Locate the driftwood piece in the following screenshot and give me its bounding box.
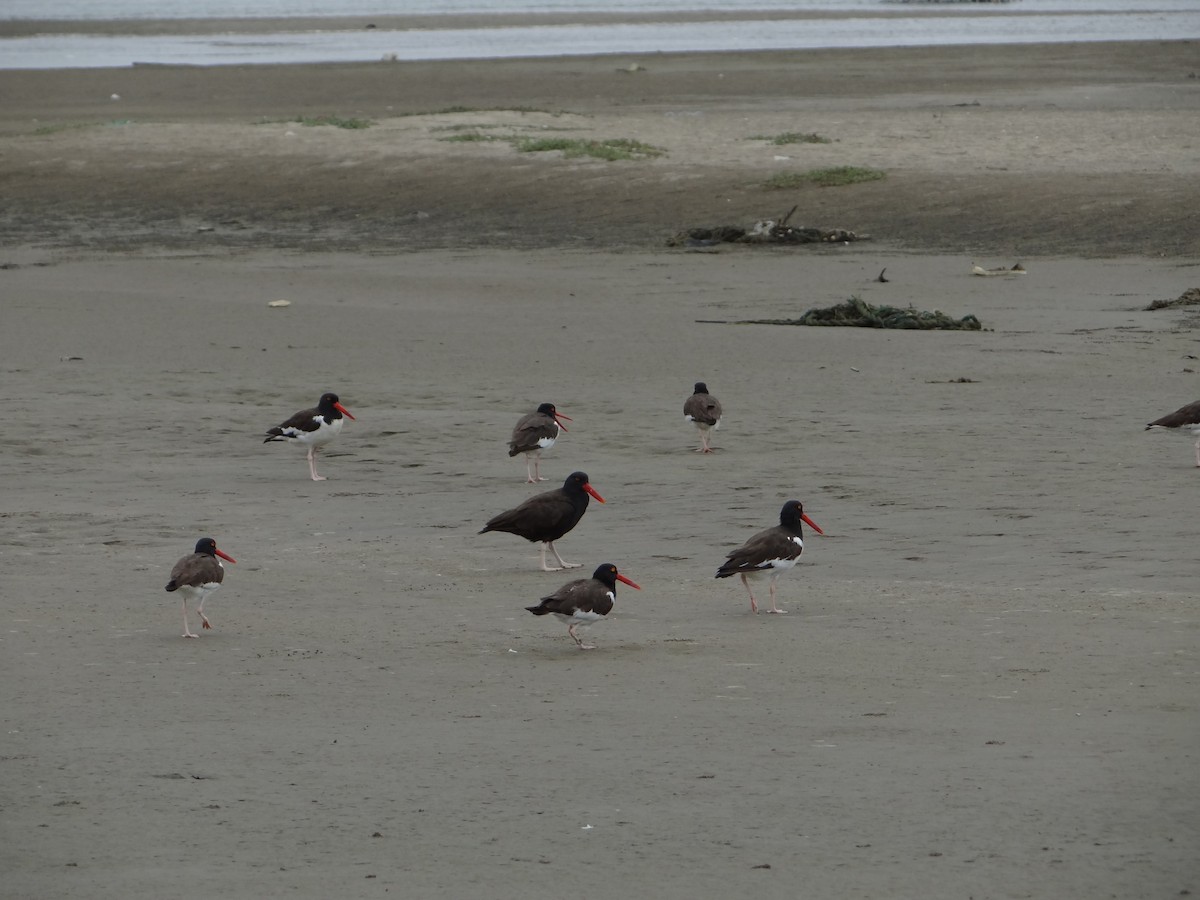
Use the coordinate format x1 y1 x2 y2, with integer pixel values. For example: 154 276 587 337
738 296 982 330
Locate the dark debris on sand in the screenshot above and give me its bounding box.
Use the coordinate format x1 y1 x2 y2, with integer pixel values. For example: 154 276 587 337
668 205 866 248
1144 287 1200 311
739 296 983 330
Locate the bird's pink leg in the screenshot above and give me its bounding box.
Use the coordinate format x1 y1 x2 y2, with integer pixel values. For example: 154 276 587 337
766 578 787 615
197 596 212 630
182 599 198 638
526 452 546 483
547 541 581 571
308 446 326 481
568 624 596 650
539 544 561 573
740 573 758 614
1193 438 1200 467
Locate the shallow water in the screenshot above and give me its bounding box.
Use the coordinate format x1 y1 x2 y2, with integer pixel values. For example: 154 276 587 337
5 0 1200 20
2 1 1198 69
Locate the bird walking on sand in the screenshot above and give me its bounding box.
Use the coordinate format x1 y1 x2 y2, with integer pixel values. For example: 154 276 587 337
684 382 722 453
164 537 236 638
716 500 823 614
509 402 571 482
525 562 641 650
1146 399 1200 467
264 392 355 481
480 471 605 571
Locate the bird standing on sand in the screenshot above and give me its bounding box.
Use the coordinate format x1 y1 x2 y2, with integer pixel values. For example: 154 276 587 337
164 537 236 638
264 392 355 481
684 382 722 453
509 402 571 483
716 500 823 614
479 471 605 572
525 562 641 650
1146 399 1200 467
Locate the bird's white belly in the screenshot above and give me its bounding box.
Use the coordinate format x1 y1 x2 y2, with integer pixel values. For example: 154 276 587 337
1150 423 1200 438
178 582 221 601
747 537 804 575
287 416 343 446
747 556 799 576
554 610 605 626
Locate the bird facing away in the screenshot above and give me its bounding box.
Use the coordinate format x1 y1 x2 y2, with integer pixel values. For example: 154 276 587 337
684 382 722 453
509 402 571 483
164 537 236 638
715 500 823 614
1146 400 1200 467
479 471 605 572
264 392 355 481
525 563 641 650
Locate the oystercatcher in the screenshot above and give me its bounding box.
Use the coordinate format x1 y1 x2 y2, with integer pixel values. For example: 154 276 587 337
715 500 823 614
525 562 641 650
684 382 722 453
479 471 604 571
509 402 571 483
263 392 355 481
1146 400 1200 467
164 537 236 638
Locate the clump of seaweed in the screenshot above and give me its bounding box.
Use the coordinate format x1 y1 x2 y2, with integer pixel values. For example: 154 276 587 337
741 296 982 330
1144 287 1200 311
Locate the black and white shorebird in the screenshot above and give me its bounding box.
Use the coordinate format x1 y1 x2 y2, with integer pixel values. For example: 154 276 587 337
1146 399 1200 467
164 537 236 638
509 402 571 483
715 500 823 614
684 382 722 453
263 392 355 481
480 471 605 571
525 563 641 650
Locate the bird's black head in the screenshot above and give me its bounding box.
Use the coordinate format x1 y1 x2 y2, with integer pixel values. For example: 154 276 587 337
693 382 709 394
315 392 354 422
780 500 824 535
536 402 557 415
780 500 805 526
194 537 219 556
563 471 605 503
592 563 620 586
591 562 640 590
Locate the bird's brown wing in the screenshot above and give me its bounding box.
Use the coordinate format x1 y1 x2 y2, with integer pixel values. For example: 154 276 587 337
1147 400 1200 429
716 526 798 576
508 413 556 456
537 579 613 617
268 405 322 437
684 394 721 426
168 553 224 588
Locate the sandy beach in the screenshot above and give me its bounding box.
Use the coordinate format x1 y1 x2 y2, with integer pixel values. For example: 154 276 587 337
2 36 1198 899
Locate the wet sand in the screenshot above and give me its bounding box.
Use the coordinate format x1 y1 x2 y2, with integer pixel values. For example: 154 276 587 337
2 37 1198 900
